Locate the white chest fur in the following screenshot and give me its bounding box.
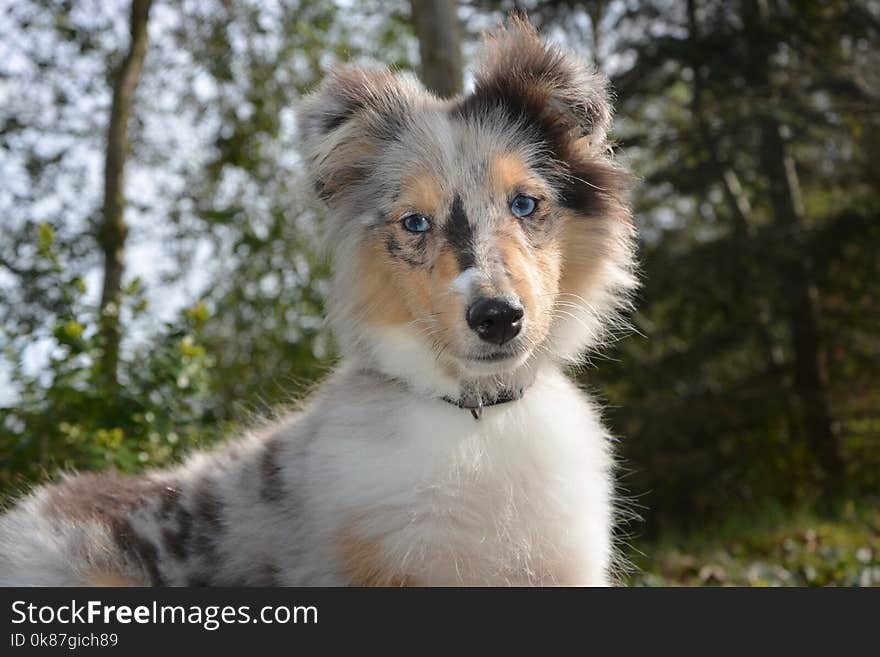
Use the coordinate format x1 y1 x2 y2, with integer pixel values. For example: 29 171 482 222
304 367 615 586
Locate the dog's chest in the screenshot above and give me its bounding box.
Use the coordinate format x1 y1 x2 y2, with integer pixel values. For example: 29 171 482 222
316 377 613 585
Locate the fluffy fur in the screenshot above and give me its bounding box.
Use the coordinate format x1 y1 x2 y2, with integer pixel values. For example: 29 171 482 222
0 16 636 586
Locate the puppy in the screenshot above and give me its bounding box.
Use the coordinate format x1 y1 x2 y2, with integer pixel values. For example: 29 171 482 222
0 16 636 586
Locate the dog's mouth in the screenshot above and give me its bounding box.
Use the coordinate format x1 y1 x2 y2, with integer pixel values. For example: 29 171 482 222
453 344 532 374
466 351 518 362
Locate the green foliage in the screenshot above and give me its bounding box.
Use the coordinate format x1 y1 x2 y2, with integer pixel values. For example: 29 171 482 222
0 226 222 498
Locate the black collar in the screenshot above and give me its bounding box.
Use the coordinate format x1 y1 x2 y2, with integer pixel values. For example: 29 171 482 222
361 367 526 421
441 388 525 420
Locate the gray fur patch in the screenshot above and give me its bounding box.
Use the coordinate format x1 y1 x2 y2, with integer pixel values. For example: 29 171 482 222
259 438 286 504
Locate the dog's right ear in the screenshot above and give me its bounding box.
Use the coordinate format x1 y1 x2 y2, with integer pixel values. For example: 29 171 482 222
298 64 424 205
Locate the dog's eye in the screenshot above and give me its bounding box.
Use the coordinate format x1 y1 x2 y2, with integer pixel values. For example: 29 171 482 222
510 195 537 218
402 213 432 233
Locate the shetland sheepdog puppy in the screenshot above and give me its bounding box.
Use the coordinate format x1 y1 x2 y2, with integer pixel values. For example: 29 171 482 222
0 16 636 586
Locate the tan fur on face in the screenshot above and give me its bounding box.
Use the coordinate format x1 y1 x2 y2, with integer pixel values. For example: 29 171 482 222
396 170 443 217
355 239 424 326
431 247 467 333
490 153 533 197
496 231 561 336
558 215 607 298
355 235 465 338
354 170 453 333
557 201 633 307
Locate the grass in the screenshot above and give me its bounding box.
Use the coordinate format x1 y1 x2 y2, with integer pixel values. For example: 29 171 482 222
626 500 880 586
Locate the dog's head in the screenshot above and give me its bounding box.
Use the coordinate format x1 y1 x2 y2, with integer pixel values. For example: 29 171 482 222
299 16 636 397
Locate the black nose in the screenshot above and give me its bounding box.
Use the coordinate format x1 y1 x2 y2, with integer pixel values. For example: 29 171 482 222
466 297 524 345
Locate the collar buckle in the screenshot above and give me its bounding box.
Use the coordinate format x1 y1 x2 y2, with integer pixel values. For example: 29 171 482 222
470 397 484 421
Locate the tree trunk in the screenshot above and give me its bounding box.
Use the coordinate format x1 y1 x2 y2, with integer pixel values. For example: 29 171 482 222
758 118 844 487
586 1 607 70
740 0 844 488
98 0 152 393
409 0 463 97
686 0 798 442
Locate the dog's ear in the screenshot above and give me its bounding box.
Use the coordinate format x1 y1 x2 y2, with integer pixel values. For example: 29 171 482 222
456 14 627 218
298 64 424 205
461 14 612 153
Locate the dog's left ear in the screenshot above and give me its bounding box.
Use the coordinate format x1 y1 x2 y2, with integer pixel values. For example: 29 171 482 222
459 14 612 154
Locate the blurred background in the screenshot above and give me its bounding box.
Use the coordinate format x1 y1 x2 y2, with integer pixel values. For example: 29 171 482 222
1 0 878 586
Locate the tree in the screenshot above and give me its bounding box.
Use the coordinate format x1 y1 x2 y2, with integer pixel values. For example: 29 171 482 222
740 0 844 487
410 0 463 96
97 0 153 394
589 0 880 530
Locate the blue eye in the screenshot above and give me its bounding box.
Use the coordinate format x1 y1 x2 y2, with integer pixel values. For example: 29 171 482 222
510 194 537 218
402 213 431 233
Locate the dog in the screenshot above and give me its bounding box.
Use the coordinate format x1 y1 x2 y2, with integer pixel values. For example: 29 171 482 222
0 16 636 586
